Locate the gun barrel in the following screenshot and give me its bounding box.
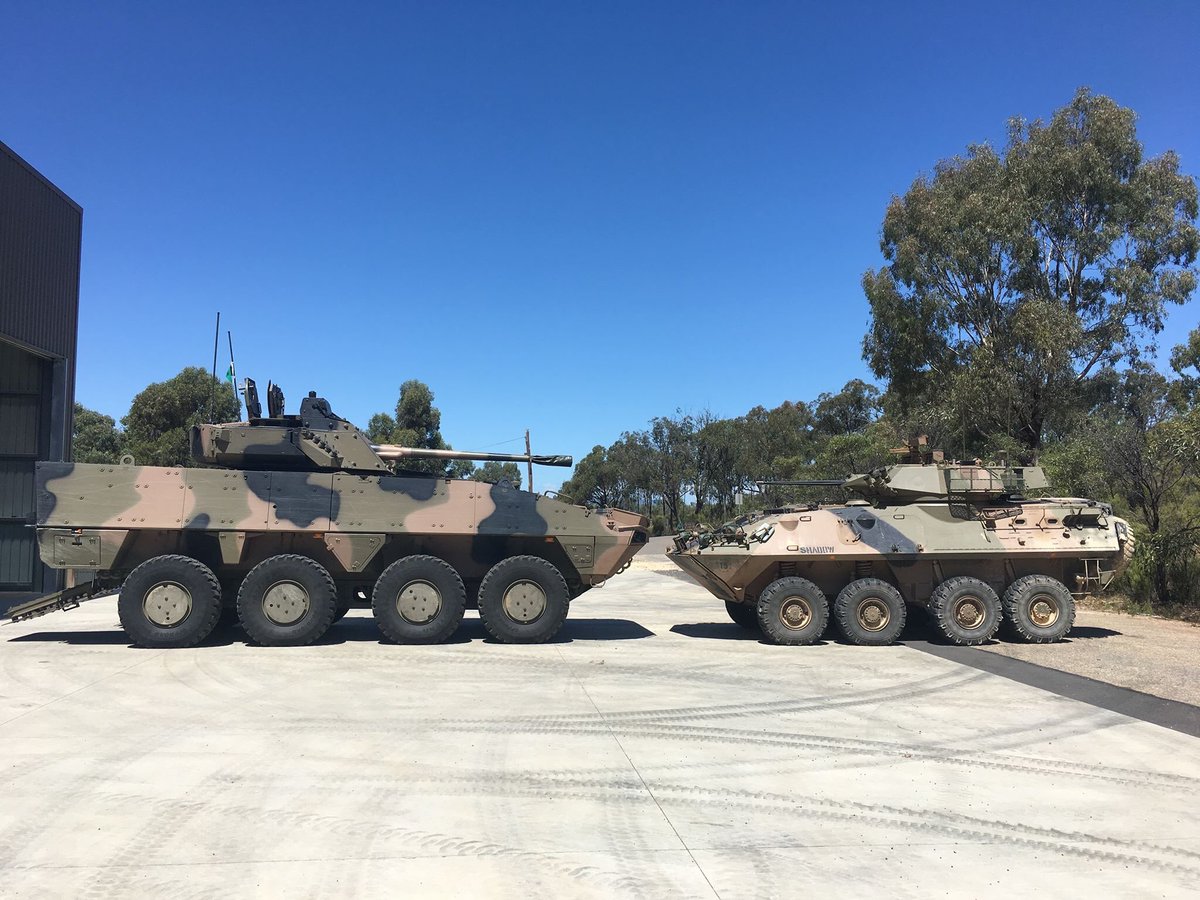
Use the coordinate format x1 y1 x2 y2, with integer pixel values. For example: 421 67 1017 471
372 446 573 467
756 479 846 488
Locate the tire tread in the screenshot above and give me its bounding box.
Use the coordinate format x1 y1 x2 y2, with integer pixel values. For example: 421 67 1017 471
1001 574 1075 643
477 555 569 644
237 554 337 647
119 554 222 649
929 576 1001 646
833 577 906 646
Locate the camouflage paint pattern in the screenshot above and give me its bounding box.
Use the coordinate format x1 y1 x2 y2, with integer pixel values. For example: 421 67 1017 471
35 393 649 601
669 461 1133 610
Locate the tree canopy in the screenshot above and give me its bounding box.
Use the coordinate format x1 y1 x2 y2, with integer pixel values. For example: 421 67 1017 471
471 461 522 488
862 88 1198 453
122 366 240 467
366 380 473 477
72 403 122 463
559 379 888 532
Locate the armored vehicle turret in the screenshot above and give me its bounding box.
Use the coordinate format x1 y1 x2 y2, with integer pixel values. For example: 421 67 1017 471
669 442 1133 647
15 381 649 649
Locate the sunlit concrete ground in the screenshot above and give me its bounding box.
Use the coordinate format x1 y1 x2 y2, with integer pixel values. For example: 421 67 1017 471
2 568 1198 898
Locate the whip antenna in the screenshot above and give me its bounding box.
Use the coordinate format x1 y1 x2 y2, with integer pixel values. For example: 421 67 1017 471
227 330 240 420
208 311 220 423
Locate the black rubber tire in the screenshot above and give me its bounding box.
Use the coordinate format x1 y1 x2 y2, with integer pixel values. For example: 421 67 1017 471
118 555 222 649
477 555 570 644
834 578 907 646
929 576 1001 645
756 576 828 645
372 555 467 644
1002 575 1075 643
236 554 338 647
725 600 760 630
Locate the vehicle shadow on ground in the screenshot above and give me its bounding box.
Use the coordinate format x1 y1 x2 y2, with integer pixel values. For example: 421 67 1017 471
449 617 655 644
1059 625 1121 640
669 623 835 646
8 617 654 648
9 626 242 648
319 615 654 645
668 613 1121 647
9 629 135 646
670 622 771 642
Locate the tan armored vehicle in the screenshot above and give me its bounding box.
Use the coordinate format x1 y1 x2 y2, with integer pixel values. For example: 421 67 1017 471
12 382 649 648
669 442 1133 646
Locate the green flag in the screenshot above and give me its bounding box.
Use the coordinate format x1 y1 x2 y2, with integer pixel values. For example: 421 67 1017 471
225 365 234 382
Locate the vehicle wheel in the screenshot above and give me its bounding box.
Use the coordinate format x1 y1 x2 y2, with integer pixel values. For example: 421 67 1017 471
477 556 569 644
372 555 466 644
929 576 1000 645
118 555 222 649
834 578 906 646
1002 575 1075 643
725 600 760 630
756 577 828 645
237 555 337 646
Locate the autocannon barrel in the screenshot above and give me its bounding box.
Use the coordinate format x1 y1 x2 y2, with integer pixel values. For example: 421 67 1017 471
371 446 573 467
756 479 847 488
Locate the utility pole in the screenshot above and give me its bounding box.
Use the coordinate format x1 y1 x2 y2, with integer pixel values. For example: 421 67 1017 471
525 430 533 493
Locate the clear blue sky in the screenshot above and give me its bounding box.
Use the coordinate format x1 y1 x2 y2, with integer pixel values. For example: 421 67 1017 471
4 1 1198 488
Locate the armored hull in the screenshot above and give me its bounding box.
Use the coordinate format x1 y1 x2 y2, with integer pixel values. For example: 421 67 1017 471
669 460 1132 646
18 386 648 648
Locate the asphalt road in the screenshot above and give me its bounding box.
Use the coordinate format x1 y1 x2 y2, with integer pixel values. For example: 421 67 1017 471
2 569 1198 898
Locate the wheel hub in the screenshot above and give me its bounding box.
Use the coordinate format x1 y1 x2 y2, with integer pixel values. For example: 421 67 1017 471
953 597 985 629
263 580 310 625
143 582 191 627
502 580 547 624
857 598 889 633
1029 596 1059 627
780 597 812 630
397 579 442 624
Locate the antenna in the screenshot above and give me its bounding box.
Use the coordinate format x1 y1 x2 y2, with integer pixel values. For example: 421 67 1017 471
525 429 533 493
208 311 220 423
227 330 241 420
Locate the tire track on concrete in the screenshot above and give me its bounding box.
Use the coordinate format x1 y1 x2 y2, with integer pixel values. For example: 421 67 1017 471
488 670 985 727
0 655 201 866
251 670 983 739
47 790 672 897
307 770 1200 879
163 763 1199 878
431 719 1200 792
237 697 1194 793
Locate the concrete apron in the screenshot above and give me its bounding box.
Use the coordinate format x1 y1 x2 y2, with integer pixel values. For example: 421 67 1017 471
1 568 1197 898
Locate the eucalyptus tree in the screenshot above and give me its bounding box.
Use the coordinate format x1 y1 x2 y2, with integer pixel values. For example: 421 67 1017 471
863 88 1198 451
122 367 239 467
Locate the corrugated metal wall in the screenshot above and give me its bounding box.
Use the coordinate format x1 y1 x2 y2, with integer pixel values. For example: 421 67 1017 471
0 140 81 598
0 343 49 590
0 142 82 359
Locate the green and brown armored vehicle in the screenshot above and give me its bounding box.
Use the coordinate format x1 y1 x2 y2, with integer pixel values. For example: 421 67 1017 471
13 382 649 648
669 443 1133 647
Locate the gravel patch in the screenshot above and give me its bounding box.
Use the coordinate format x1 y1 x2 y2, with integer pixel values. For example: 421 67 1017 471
980 608 1200 707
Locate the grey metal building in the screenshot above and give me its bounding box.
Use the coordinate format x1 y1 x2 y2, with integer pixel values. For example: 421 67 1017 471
0 140 81 608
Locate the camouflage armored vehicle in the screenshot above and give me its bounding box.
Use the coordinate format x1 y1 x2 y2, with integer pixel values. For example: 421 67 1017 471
668 442 1133 647
12 381 649 648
